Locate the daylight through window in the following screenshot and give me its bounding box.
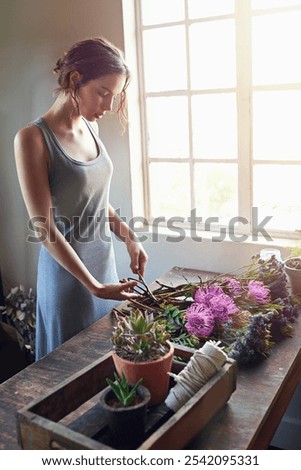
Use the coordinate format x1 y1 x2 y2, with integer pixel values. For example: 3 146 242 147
136 0 301 238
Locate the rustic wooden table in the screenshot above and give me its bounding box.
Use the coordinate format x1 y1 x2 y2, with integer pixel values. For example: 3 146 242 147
1 267 301 450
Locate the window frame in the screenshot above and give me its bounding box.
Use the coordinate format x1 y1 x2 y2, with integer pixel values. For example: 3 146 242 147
129 0 301 240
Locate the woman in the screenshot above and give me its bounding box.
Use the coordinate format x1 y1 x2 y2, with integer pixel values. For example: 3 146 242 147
14 37 148 360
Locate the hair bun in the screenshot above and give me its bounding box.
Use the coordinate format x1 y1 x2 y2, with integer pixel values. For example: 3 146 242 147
53 57 64 74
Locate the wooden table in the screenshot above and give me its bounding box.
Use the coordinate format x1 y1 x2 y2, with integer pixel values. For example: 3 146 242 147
1 267 301 450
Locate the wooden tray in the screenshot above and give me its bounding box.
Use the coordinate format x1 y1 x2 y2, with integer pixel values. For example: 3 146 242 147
16 345 237 450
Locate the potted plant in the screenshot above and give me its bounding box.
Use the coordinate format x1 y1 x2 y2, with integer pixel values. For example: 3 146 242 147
111 309 174 406
99 372 150 449
284 256 301 296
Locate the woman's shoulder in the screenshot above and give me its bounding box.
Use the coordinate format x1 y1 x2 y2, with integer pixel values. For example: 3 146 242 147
15 122 44 147
14 121 49 166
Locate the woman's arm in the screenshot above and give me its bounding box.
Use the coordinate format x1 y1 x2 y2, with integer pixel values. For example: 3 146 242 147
14 126 138 301
108 205 148 276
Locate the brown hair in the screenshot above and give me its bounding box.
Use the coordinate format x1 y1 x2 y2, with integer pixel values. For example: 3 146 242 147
53 37 131 128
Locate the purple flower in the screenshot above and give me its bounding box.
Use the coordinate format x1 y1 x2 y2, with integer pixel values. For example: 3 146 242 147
193 285 238 322
185 303 215 336
209 294 239 321
226 278 242 296
248 280 270 304
194 285 224 306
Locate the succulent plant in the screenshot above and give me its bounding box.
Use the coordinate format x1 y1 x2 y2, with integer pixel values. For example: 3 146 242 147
112 309 170 362
106 372 143 407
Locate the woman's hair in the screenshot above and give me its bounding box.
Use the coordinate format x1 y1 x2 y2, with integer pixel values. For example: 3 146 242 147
53 37 131 127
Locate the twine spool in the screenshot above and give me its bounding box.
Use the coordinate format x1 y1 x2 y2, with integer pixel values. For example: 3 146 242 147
165 341 227 412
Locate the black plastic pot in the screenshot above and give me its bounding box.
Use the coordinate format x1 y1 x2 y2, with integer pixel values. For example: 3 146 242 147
99 384 151 449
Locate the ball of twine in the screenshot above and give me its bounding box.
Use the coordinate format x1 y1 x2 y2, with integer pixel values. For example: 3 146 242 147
165 340 227 412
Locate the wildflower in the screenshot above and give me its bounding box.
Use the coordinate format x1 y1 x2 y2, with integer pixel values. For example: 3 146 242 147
194 285 238 321
185 304 215 336
248 280 270 304
194 285 224 305
226 278 242 296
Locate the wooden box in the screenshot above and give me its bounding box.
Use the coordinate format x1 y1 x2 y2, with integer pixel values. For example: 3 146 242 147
16 345 237 450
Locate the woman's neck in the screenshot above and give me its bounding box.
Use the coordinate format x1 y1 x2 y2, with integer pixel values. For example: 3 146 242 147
43 93 82 130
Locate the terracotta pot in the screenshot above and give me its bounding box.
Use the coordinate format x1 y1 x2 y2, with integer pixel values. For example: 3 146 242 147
284 257 301 296
99 384 151 449
112 341 174 406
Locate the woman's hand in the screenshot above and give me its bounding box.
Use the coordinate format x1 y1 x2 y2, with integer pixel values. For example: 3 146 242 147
126 239 149 276
91 279 140 301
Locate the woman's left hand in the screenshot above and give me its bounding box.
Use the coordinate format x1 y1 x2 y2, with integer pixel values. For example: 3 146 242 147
126 239 148 277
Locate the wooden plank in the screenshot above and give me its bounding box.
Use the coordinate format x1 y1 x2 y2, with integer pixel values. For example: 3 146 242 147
17 410 112 450
28 352 115 421
139 361 236 450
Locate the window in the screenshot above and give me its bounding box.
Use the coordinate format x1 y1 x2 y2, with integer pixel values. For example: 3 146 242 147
135 0 301 238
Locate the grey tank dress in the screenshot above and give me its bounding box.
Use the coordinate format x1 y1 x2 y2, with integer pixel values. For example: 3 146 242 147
33 117 119 360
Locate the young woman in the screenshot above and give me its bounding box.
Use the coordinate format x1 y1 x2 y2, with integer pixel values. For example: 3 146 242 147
14 37 148 360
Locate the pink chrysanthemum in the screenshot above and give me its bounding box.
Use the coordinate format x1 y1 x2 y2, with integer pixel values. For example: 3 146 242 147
194 285 224 306
248 280 270 304
185 303 215 337
193 285 238 322
226 278 242 296
209 294 239 321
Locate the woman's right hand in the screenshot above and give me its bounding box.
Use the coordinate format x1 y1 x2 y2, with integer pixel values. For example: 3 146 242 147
91 279 140 301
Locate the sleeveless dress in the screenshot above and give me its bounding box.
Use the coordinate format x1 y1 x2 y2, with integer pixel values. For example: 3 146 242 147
33 117 119 360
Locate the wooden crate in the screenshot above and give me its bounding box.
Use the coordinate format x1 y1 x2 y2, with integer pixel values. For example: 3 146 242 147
16 345 237 450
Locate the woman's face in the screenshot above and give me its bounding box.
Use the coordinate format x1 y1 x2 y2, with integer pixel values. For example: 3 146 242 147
76 73 126 121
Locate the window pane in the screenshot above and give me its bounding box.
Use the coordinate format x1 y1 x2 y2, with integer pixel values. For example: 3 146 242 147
143 26 187 92
252 11 301 85
253 164 301 231
149 163 190 218
253 91 301 160
252 0 301 9
190 20 236 89
146 97 189 157
141 0 184 25
189 0 234 18
192 93 237 158
194 163 238 223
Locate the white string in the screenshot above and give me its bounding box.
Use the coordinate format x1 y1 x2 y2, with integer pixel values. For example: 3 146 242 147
165 341 228 412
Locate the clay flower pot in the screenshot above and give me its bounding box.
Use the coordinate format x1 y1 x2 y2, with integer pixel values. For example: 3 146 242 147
112 341 174 406
284 257 301 295
99 384 151 449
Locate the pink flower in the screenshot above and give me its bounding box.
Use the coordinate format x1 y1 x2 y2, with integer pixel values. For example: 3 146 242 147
248 280 270 304
194 285 224 306
226 278 242 296
209 294 239 321
193 285 238 322
185 303 215 336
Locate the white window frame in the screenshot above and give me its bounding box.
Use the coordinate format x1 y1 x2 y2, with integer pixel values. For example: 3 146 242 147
123 0 301 241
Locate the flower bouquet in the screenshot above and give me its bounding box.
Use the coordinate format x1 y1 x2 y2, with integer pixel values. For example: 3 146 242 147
118 254 300 365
